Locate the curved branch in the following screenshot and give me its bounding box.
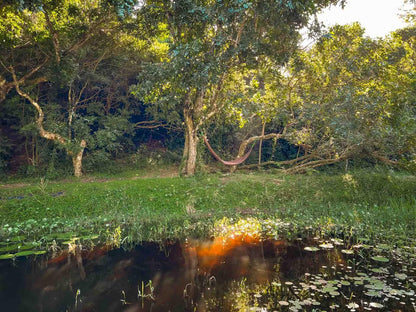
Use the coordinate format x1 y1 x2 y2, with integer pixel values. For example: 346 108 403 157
11 67 68 146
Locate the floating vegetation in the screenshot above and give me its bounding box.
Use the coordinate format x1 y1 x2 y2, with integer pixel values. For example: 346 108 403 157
371 255 390 263
319 242 334 249
14 250 45 257
0 220 415 311
369 302 384 308
0 229 105 261
0 253 14 259
304 246 319 252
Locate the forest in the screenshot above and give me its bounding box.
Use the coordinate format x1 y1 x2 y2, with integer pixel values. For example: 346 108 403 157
0 0 414 179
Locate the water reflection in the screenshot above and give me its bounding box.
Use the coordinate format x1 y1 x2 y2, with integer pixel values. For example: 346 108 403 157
0 236 415 312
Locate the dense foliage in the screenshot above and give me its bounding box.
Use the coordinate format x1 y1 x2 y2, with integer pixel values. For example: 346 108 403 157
0 0 415 177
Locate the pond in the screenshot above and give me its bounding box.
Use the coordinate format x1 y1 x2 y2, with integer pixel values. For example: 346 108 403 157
0 234 415 312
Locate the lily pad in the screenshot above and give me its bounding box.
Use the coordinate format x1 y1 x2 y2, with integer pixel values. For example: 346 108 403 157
14 250 37 257
304 246 319 252
394 273 407 280
0 243 37 252
0 253 15 260
319 243 334 249
62 238 79 245
365 279 385 290
353 244 372 249
20 243 40 251
369 302 383 308
33 250 47 255
341 249 354 255
347 303 359 309
332 238 344 245
45 232 76 241
322 285 338 293
371 256 389 263
13 250 46 257
365 290 382 297
0 244 20 252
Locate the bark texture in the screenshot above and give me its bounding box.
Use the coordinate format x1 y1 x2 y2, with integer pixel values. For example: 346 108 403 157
72 140 87 178
183 109 198 176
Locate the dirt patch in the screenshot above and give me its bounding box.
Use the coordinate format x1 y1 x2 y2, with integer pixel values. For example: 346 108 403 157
0 182 29 189
134 167 179 179
80 177 109 183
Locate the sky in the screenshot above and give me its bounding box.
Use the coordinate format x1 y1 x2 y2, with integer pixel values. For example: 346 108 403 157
317 0 415 38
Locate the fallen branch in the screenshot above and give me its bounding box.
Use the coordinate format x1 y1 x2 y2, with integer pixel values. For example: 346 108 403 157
239 154 313 169
371 153 399 166
134 120 178 130
283 157 345 174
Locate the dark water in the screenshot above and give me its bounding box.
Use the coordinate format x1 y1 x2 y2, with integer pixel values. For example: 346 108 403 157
0 238 415 311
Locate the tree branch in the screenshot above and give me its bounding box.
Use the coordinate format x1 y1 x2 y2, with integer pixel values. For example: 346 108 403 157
371 153 399 166
11 67 68 146
239 154 313 169
283 157 344 174
134 120 176 130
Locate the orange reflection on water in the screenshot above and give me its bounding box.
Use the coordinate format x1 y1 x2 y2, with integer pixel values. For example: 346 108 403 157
185 218 285 271
189 233 267 270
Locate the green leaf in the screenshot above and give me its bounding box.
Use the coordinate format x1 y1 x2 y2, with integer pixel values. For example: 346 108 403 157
371 256 389 263
0 254 15 260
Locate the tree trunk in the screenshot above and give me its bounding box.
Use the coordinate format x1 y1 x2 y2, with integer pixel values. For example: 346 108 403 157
72 140 86 178
181 127 189 176
258 121 266 166
182 109 198 176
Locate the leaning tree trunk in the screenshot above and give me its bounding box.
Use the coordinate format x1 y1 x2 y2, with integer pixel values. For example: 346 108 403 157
182 109 198 176
12 68 87 177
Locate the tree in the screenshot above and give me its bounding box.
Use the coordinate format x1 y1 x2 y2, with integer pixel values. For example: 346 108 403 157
132 0 344 176
289 22 416 171
1 0 146 176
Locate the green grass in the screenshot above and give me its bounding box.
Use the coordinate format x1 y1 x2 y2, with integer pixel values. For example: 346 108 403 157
0 169 415 249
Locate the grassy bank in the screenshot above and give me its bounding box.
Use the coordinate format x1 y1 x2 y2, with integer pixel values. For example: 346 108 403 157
0 169 415 251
